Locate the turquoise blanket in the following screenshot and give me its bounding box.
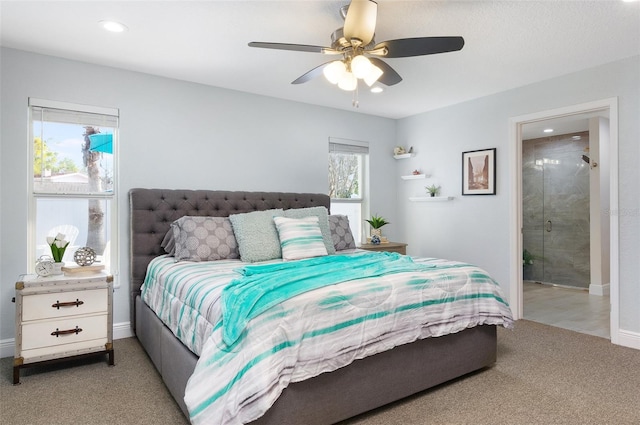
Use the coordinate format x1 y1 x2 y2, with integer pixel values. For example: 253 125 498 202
221 252 432 345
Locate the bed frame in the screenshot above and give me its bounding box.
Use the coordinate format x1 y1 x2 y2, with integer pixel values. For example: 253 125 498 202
129 188 497 424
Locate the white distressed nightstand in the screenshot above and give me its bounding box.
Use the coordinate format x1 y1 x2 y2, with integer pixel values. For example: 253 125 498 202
13 272 114 384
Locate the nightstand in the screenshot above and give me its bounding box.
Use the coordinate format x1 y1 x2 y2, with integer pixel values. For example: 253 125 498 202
358 241 408 255
13 272 114 384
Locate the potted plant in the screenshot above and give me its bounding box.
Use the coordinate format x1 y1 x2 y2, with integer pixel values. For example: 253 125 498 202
46 232 69 274
365 214 390 238
425 184 441 197
523 249 535 266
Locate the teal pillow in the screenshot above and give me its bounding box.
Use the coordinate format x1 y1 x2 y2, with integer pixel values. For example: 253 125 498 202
229 209 284 262
274 216 328 261
283 206 336 255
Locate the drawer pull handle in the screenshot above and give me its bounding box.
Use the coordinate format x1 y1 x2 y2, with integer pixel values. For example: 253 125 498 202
51 326 83 337
52 299 84 309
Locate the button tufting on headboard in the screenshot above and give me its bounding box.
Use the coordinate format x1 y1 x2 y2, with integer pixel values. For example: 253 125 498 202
128 188 330 332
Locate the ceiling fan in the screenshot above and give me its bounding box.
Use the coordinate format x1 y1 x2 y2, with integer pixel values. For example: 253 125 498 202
248 0 464 92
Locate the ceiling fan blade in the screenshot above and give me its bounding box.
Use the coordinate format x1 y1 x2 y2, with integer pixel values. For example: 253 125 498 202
343 0 378 46
248 42 340 54
368 58 402 86
373 36 464 58
291 61 333 84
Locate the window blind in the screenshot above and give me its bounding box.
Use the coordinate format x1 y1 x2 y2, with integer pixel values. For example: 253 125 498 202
329 137 369 154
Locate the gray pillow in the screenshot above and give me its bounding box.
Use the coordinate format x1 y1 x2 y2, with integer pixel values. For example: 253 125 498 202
283 206 336 255
229 209 284 262
171 216 239 262
161 228 176 256
328 215 356 251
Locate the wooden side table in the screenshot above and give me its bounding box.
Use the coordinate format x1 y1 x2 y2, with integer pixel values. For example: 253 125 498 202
358 241 408 255
13 272 114 384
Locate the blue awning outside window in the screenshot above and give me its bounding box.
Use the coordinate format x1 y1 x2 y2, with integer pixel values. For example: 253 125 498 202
88 134 113 154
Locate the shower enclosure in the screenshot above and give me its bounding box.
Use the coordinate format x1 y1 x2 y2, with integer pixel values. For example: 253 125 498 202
522 132 590 289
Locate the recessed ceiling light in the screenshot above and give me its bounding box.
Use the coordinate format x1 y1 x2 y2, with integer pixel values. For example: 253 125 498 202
543 128 554 133
370 86 383 94
99 20 128 33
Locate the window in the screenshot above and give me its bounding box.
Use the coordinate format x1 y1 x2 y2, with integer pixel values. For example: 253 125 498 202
328 138 369 244
29 98 118 278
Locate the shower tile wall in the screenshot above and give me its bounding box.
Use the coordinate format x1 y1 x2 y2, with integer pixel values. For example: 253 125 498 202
522 131 590 288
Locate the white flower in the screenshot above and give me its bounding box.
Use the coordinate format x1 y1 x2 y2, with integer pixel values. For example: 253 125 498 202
46 236 55 245
55 233 66 241
55 240 68 248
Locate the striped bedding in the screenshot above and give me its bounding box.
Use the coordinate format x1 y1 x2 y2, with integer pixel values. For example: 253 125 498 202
141 251 513 425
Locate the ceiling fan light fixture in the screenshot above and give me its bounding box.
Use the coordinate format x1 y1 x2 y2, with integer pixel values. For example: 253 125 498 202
364 64 383 86
323 60 347 84
338 72 357 91
351 55 373 79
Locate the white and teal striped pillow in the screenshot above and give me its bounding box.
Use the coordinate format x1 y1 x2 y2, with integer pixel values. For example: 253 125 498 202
273 216 328 261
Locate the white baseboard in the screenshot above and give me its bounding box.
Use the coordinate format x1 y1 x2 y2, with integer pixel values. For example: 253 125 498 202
113 321 135 340
617 328 640 351
0 321 134 359
0 338 14 359
589 282 610 296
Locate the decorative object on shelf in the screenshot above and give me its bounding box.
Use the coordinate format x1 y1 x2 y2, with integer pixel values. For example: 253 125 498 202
370 234 381 245
74 247 97 266
35 255 54 277
393 146 406 156
47 233 69 263
462 148 496 195
408 146 414 153
401 173 428 180
412 169 421 175
425 184 441 197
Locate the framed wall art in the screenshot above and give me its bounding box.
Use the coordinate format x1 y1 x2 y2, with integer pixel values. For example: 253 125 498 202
462 148 496 195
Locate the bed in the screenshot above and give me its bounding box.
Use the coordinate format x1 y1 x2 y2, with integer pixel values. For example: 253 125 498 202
129 188 513 425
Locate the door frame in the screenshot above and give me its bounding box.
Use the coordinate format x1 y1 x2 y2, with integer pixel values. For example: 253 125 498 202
508 98 619 344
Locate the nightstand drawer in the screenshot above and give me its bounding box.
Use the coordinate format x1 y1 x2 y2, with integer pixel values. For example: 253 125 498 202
21 314 108 351
22 288 108 321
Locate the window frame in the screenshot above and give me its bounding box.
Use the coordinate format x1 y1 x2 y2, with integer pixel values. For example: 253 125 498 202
27 98 119 284
328 137 370 244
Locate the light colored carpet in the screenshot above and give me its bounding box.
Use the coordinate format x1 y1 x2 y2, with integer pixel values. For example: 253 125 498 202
1 320 639 425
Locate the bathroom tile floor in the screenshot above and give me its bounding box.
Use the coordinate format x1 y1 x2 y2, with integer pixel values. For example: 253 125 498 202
523 280 610 339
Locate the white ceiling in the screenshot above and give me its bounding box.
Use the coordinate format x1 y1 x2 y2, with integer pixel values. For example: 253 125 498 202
1 1 639 119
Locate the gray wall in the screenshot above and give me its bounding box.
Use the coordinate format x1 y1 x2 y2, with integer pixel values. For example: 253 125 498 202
2 47 639 347
396 55 639 335
0 47 397 343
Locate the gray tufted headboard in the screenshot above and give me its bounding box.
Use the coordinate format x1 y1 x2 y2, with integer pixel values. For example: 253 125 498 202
128 188 331 329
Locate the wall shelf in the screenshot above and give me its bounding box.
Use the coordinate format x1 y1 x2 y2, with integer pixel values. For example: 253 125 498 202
401 174 428 180
393 153 415 160
409 196 455 202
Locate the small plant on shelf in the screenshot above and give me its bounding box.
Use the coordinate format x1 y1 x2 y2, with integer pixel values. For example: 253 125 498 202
425 184 441 197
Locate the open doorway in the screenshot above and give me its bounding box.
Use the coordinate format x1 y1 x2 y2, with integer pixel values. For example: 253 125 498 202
509 98 619 343
521 116 610 338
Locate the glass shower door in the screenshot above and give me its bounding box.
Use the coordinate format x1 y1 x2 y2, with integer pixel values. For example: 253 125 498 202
523 135 590 288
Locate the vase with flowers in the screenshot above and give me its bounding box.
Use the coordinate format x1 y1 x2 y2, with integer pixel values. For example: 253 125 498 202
47 233 69 275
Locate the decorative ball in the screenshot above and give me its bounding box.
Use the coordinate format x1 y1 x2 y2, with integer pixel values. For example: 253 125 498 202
74 247 96 266
370 234 381 245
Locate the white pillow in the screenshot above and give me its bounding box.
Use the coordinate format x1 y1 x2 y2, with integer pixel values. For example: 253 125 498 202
273 216 328 261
